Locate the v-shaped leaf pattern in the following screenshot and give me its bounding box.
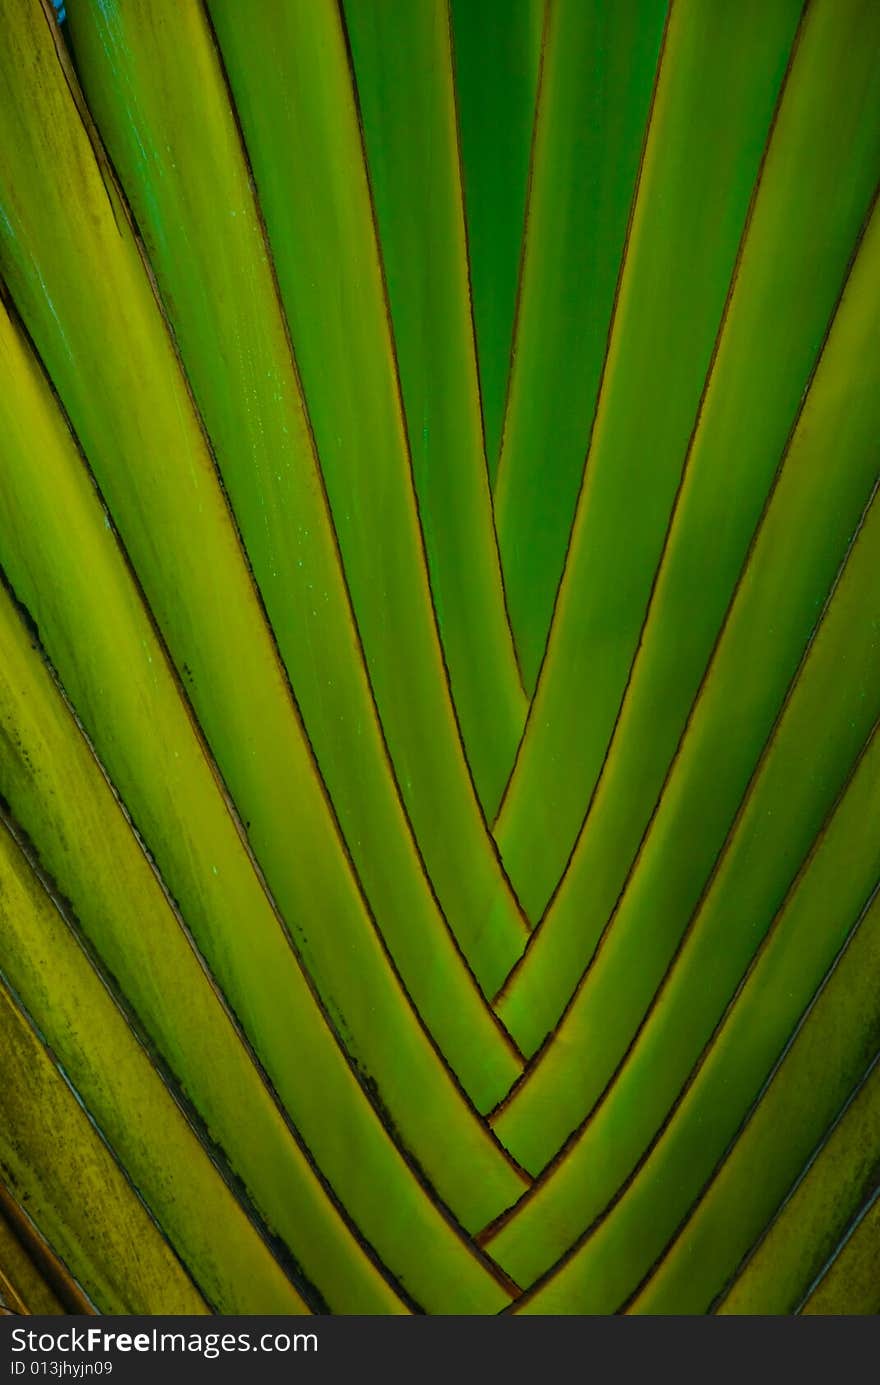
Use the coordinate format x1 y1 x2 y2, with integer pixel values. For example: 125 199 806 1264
0 0 877 1316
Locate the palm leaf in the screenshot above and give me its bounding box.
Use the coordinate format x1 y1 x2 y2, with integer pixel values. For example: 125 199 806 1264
0 0 877 1316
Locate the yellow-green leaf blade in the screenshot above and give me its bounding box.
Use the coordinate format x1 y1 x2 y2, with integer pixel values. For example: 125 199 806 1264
0 975 211 1315
0 822 313 1314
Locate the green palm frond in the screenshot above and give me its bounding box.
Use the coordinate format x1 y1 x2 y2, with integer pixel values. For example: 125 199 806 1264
0 0 877 1316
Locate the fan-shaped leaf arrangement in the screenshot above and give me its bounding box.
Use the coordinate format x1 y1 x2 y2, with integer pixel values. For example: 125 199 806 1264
0 0 878 1316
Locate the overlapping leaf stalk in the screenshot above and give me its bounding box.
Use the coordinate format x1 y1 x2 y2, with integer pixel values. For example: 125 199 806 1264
0 0 877 1315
